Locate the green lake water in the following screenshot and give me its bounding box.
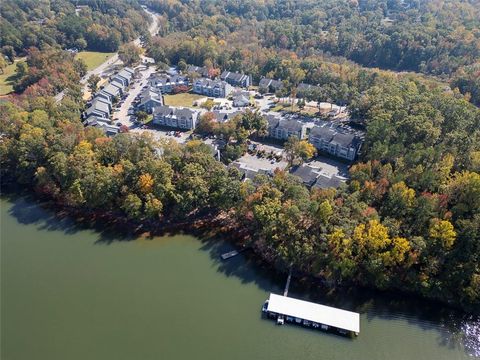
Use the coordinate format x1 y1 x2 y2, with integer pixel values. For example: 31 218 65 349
1 196 479 360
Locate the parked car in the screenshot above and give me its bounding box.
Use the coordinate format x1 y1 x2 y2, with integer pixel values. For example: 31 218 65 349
116 122 122 126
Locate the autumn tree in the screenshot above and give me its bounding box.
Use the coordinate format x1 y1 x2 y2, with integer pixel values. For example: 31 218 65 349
119 43 142 66
284 137 316 166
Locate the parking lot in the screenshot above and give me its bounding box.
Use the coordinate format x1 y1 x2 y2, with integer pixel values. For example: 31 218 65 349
130 125 191 144
237 153 287 172
112 64 156 128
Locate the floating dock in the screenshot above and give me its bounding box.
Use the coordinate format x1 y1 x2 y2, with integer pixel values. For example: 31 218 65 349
220 250 239 260
220 247 251 260
263 293 360 336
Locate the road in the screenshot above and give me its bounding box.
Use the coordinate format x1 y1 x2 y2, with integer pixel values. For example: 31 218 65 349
55 7 160 103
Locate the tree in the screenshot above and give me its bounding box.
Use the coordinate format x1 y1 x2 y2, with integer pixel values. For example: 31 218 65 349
136 111 148 123
201 99 215 111
1 46 16 63
429 219 456 249
284 137 316 166
87 74 101 93
177 59 187 71
74 38 87 50
122 194 143 219
118 43 142 66
195 112 217 135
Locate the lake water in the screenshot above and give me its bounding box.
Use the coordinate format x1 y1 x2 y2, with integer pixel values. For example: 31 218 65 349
1 196 479 360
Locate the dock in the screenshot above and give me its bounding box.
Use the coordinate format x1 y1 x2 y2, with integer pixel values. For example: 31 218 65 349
220 250 239 260
263 293 360 336
283 267 292 296
220 247 251 260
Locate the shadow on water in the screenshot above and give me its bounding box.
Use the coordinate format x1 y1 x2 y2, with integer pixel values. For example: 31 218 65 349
4 193 138 243
3 194 479 357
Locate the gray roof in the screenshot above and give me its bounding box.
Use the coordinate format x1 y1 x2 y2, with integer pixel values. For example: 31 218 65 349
154 106 197 119
86 99 110 116
313 174 344 189
221 71 249 83
117 69 133 81
176 108 196 118
331 132 361 148
310 126 335 141
268 117 304 132
233 94 249 105
154 105 174 117
150 74 187 87
102 83 121 96
290 165 319 187
187 65 209 77
212 110 242 122
84 115 110 126
94 96 111 106
266 113 282 127
124 67 135 75
139 87 162 105
259 78 283 90
310 125 361 149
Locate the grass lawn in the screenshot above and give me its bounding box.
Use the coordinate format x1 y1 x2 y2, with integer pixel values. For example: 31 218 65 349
163 92 205 107
75 51 115 71
0 58 25 95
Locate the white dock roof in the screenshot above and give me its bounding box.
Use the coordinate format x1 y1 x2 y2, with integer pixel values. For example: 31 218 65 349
267 293 360 333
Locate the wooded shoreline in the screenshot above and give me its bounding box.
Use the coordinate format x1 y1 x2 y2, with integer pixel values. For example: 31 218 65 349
2 185 477 316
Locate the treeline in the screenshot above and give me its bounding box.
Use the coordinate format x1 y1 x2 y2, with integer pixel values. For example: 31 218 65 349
0 0 149 55
146 0 480 76
145 0 480 106
1 74 479 310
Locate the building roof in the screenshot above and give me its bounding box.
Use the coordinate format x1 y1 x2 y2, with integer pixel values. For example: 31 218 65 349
313 174 344 189
259 78 283 90
154 106 197 119
310 125 362 150
221 71 249 83
309 125 335 141
267 293 360 333
290 165 319 187
84 115 110 126
212 110 242 123
139 87 162 106
187 65 209 77
102 83 121 97
266 113 281 127
194 78 229 89
268 116 304 133
150 74 188 87
332 132 362 149
233 94 250 106
94 96 111 106
117 69 133 81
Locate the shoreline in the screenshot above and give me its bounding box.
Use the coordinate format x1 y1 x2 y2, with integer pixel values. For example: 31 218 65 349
1 186 478 316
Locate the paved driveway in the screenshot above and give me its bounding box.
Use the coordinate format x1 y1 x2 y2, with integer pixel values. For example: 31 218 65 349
113 65 156 127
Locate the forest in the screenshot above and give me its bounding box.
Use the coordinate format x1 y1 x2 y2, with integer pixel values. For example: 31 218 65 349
0 0 479 312
145 0 480 106
0 0 149 53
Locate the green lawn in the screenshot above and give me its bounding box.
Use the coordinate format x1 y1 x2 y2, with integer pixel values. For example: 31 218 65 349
75 51 115 71
163 92 205 107
0 59 25 95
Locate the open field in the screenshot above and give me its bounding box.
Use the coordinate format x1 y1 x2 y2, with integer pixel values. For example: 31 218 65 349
163 92 205 107
0 58 25 95
75 51 116 71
